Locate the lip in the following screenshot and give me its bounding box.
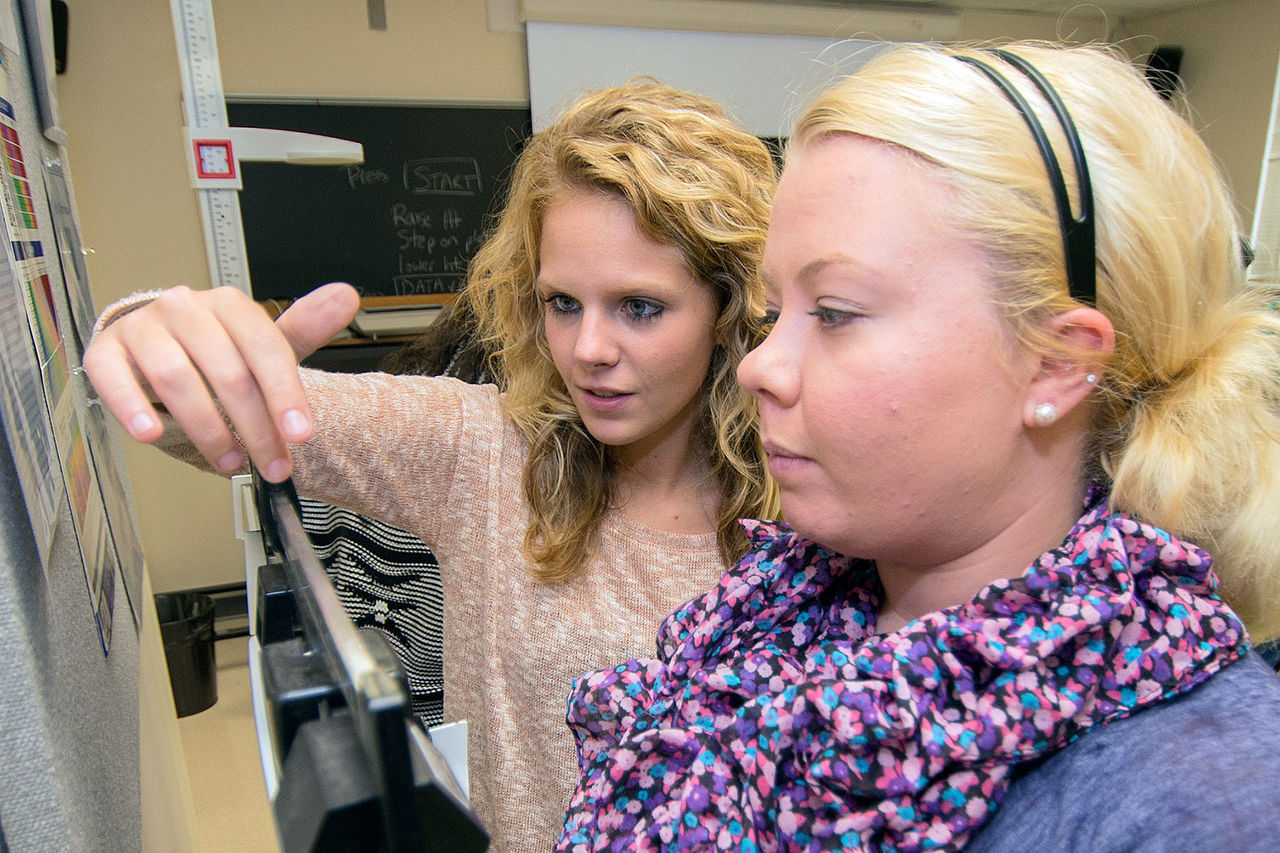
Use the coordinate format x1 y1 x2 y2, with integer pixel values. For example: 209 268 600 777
762 439 812 479
762 439 806 459
578 386 634 413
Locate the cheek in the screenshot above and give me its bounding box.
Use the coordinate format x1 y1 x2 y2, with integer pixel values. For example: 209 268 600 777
541 321 573 371
692 331 719 377
803 366 925 465
656 339 712 399
809 395 872 455
669 318 718 376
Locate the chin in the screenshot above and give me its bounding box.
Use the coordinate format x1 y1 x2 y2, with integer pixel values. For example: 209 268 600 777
784 508 857 557
581 424 632 448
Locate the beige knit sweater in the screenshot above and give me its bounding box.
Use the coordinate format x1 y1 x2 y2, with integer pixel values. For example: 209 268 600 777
161 370 730 852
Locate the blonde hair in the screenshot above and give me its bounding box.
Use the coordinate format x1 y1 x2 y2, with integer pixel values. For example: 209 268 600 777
792 42 1280 641
462 80 780 583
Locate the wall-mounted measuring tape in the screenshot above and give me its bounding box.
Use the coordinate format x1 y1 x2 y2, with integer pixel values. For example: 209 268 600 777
168 0 363 296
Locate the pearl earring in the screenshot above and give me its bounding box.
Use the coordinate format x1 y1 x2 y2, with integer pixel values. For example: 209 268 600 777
1033 403 1058 426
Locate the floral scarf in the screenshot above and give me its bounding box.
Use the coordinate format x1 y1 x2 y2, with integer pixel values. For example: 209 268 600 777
557 485 1248 852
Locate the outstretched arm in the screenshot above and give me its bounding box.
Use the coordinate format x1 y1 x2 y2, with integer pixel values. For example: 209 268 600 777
82 282 360 482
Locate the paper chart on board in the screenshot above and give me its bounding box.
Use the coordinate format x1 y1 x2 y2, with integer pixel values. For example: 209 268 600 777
52 391 115 652
0 51 59 564
0 49 115 650
42 158 96 349
43 156 143 630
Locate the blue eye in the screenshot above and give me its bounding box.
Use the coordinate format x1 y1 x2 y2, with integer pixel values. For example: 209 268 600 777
543 293 579 315
808 305 860 326
623 299 663 321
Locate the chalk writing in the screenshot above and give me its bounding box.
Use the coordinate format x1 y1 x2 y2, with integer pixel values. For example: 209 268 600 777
228 102 530 300
346 165 390 187
393 273 466 296
404 157 483 196
383 199 487 291
391 204 431 228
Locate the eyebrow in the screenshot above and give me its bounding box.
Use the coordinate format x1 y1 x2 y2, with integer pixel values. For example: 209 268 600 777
535 274 694 298
764 253 869 288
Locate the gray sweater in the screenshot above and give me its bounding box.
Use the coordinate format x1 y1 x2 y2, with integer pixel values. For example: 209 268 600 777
968 652 1280 852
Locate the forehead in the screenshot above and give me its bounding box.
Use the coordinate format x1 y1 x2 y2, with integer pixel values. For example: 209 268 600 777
776 134 951 218
767 136 962 270
540 191 657 257
537 191 699 290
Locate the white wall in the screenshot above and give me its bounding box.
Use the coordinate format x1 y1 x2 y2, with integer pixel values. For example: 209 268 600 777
525 23 888 135
1127 0 1280 223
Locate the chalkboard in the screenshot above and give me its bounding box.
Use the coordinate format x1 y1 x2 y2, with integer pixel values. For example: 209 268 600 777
227 101 532 300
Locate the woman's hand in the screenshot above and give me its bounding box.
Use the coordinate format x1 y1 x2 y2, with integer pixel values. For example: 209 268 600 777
82 282 360 481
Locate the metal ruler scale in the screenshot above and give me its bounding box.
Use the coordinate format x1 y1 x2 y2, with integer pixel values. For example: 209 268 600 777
170 0 252 294
168 1 363 297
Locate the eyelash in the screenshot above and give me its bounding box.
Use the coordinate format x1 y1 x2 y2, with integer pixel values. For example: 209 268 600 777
756 306 860 330
624 299 663 321
541 294 664 322
808 306 860 327
543 293 578 315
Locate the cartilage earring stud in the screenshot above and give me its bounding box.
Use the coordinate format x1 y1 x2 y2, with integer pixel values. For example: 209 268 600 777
1033 403 1058 426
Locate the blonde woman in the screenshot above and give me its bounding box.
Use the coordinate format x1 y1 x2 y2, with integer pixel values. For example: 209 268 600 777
560 43 1280 852
85 81 779 852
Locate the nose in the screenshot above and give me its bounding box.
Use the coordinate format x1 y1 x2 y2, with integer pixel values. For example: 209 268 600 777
573 308 620 367
737 324 799 409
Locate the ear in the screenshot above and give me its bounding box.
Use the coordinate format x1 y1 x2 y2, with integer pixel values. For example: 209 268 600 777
1024 307 1115 428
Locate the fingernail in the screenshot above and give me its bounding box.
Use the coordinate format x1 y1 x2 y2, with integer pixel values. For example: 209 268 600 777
217 450 243 472
129 412 156 436
281 409 309 439
265 458 290 482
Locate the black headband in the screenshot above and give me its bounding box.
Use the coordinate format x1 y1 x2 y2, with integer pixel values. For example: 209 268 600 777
954 50 1096 306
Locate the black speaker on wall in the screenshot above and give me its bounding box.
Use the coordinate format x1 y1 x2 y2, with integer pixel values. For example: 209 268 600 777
1144 45 1183 100
51 1 68 73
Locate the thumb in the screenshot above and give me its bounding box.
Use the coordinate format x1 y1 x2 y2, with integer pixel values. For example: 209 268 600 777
275 282 361 361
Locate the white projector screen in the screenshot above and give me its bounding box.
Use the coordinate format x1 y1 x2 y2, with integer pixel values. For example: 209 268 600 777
526 21 888 137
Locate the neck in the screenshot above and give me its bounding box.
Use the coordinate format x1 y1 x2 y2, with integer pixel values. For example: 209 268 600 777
875 473 1090 634
611 445 719 535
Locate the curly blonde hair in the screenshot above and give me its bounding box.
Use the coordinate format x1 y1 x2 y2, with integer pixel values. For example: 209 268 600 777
462 80 779 583
791 42 1280 641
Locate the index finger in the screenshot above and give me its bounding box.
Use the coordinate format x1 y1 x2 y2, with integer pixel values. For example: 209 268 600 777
82 332 168 443
198 286 316 446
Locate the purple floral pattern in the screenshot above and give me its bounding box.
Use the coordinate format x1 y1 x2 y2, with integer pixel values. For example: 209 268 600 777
557 485 1248 852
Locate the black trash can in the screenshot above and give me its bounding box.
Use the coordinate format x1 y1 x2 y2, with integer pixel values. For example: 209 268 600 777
155 592 218 717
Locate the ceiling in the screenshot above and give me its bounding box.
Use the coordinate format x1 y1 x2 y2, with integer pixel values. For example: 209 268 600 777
760 0 1215 16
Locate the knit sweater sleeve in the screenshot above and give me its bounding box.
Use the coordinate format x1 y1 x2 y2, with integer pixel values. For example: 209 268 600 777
287 369 504 547
148 367 507 552
94 291 510 555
